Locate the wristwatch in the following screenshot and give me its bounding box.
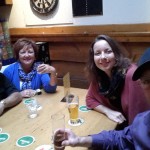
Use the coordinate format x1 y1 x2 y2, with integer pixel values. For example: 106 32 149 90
0 100 6 106
36 89 42 95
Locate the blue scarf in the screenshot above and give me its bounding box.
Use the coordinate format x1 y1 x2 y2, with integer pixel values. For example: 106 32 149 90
18 62 38 90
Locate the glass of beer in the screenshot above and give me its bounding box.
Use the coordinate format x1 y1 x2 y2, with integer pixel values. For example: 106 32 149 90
66 93 79 124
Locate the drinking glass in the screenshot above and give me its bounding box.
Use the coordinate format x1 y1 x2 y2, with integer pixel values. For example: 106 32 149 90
26 102 38 119
24 97 42 111
66 93 79 124
36 61 44 74
51 113 65 150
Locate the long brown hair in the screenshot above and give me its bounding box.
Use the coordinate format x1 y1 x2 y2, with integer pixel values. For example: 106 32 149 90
85 35 131 82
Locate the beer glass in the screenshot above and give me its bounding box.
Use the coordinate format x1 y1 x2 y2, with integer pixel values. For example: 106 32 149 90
51 113 65 150
66 93 79 124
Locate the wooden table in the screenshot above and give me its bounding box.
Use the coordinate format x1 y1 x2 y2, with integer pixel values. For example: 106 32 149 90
0 86 117 150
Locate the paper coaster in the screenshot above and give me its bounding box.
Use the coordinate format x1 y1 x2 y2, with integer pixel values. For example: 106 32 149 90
68 118 84 126
23 98 34 105
16 135 35 147
0 133 10 143
23 99 42 110
79 105 91 112
0 128 2 133
35 144 53 150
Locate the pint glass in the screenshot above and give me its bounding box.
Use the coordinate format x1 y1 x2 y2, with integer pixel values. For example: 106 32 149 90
66 94 79 123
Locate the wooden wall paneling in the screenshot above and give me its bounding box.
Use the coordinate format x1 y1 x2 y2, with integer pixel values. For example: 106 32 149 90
9 24 150 88
51 61 89 88
52 61 86 79
49 42 90 88
49 42 90 62
122 42 150 62
56 77 88 89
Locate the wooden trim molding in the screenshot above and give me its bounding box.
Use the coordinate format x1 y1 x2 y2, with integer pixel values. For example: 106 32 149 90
5 0 12 4
0 0 12 5
10 24 150 42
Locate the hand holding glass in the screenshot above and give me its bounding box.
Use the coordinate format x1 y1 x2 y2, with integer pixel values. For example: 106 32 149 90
36 62 44 74
51 113 65 150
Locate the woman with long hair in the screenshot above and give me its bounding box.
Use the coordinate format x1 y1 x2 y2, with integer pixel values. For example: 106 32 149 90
85 35 149 125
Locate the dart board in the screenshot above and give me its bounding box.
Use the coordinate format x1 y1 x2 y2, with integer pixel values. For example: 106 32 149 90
30 0 58 14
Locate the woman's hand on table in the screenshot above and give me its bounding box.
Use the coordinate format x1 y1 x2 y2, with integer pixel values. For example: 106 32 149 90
95 105 126 124
21 89 36 98
106 109 126 124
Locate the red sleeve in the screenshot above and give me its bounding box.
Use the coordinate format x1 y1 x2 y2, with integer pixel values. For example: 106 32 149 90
86 81 113 109
121 64 150 124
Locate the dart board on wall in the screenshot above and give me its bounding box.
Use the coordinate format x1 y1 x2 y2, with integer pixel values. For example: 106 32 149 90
30 0 58 14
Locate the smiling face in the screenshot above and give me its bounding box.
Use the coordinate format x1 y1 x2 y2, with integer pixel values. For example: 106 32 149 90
19 45 35 70
93 40 116 77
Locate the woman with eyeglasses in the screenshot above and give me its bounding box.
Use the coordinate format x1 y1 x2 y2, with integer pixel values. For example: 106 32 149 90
3 38 57 98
